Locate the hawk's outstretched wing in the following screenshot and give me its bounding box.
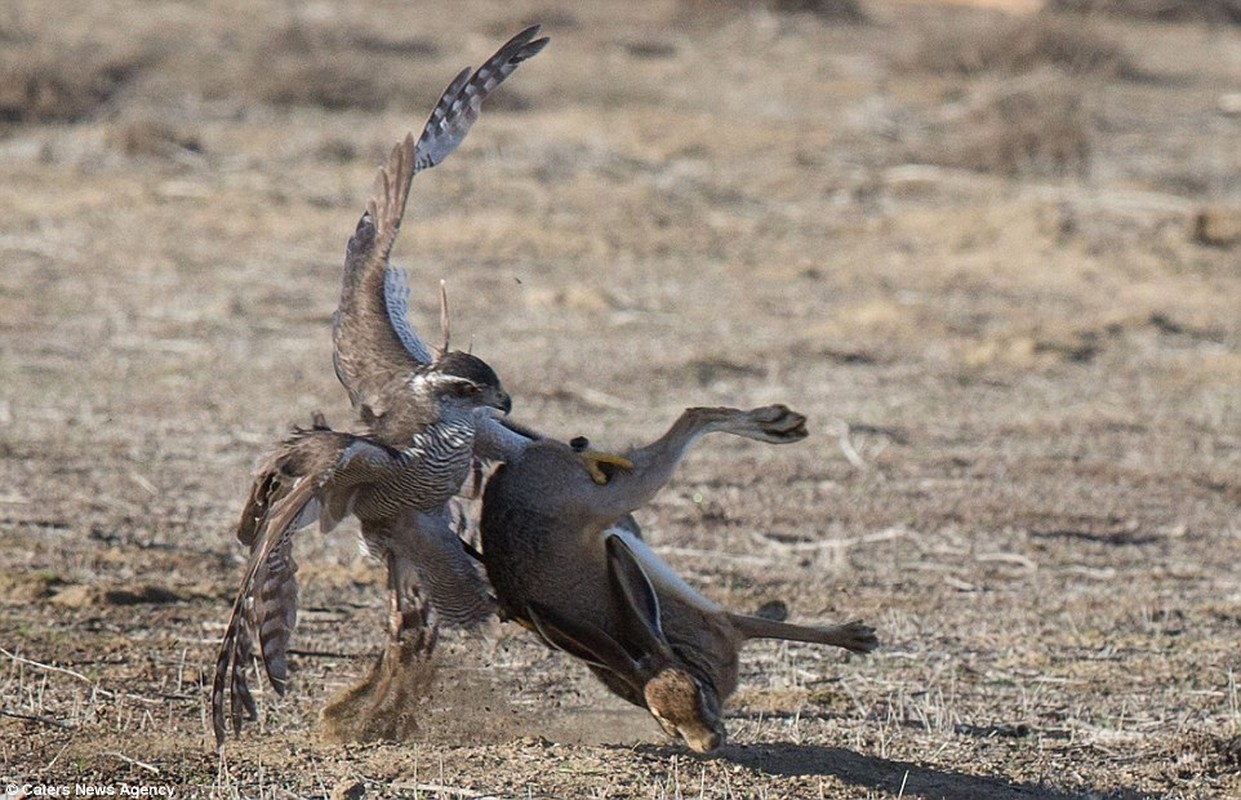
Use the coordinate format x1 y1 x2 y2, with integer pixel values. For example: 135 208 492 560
213 429 398 745
332 26 548 443
213 420 501 745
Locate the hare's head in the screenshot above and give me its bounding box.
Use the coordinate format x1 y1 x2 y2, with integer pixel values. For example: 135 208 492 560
594 534 728 752
644 667 725 753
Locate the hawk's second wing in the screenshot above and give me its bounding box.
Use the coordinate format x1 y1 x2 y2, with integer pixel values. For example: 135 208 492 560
413 25 549 171
332 26 549 435
333 132 424 427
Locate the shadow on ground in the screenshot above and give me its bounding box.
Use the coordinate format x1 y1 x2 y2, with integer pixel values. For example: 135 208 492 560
708 743 1153 800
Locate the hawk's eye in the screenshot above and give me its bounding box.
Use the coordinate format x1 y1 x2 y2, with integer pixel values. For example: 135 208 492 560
459 383 482 395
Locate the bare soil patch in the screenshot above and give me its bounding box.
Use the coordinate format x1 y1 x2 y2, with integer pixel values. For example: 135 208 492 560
2 0 1240 797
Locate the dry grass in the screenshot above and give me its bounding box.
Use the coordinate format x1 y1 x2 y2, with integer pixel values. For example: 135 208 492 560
897 10 1130 179
1045 0 1241 25
2 0 1240 797
920 77 1093 177
906 12 1139 79
241 20 440 112
0 39 158 123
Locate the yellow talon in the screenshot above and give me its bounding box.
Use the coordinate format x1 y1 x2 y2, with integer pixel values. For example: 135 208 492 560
581 450 633 485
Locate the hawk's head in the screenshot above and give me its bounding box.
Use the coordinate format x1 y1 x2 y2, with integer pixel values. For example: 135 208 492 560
423 350 512 414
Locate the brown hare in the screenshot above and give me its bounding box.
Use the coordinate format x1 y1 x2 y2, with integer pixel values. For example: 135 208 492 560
480 405 878 752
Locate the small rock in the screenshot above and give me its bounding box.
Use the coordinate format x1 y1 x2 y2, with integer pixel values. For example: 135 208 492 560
1192 207 1241 249
330 780 365 800
103 584 184 605
50 584 101 608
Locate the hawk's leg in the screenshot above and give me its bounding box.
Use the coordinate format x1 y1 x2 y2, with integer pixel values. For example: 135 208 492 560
387 553 439 654
321 554 438 742
570 436 634 486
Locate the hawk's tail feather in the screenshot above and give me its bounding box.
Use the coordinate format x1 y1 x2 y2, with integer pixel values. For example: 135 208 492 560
254 541 298 693
211 596 257 747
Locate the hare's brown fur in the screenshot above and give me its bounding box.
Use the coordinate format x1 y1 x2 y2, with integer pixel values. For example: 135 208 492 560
481 406 877 752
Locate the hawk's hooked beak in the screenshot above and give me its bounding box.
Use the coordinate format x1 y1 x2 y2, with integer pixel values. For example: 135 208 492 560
492 388 513 415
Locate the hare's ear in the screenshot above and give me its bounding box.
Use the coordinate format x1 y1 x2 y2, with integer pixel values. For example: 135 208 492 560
525 601 642 678
605 534 675 660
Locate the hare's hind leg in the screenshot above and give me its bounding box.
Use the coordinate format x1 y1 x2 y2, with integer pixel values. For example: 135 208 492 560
728 613 879 654
587 406 809 522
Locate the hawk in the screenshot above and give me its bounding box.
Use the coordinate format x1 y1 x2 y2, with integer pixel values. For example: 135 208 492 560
212 26 553 745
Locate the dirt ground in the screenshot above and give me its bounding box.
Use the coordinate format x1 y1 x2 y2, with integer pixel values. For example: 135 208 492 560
2 0 1240 797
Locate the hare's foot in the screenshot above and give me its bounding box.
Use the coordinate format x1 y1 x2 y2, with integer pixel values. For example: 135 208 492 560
834 620 880 654
321 638 437 743
742 405 808 443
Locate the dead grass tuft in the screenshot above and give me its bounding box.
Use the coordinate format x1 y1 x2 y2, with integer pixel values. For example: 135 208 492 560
107 116 204 160
245 20 440 112
0 41 157 123
923 78 1092 177
679 0 868 23
907 13 1138 79
1045 0 1241 25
